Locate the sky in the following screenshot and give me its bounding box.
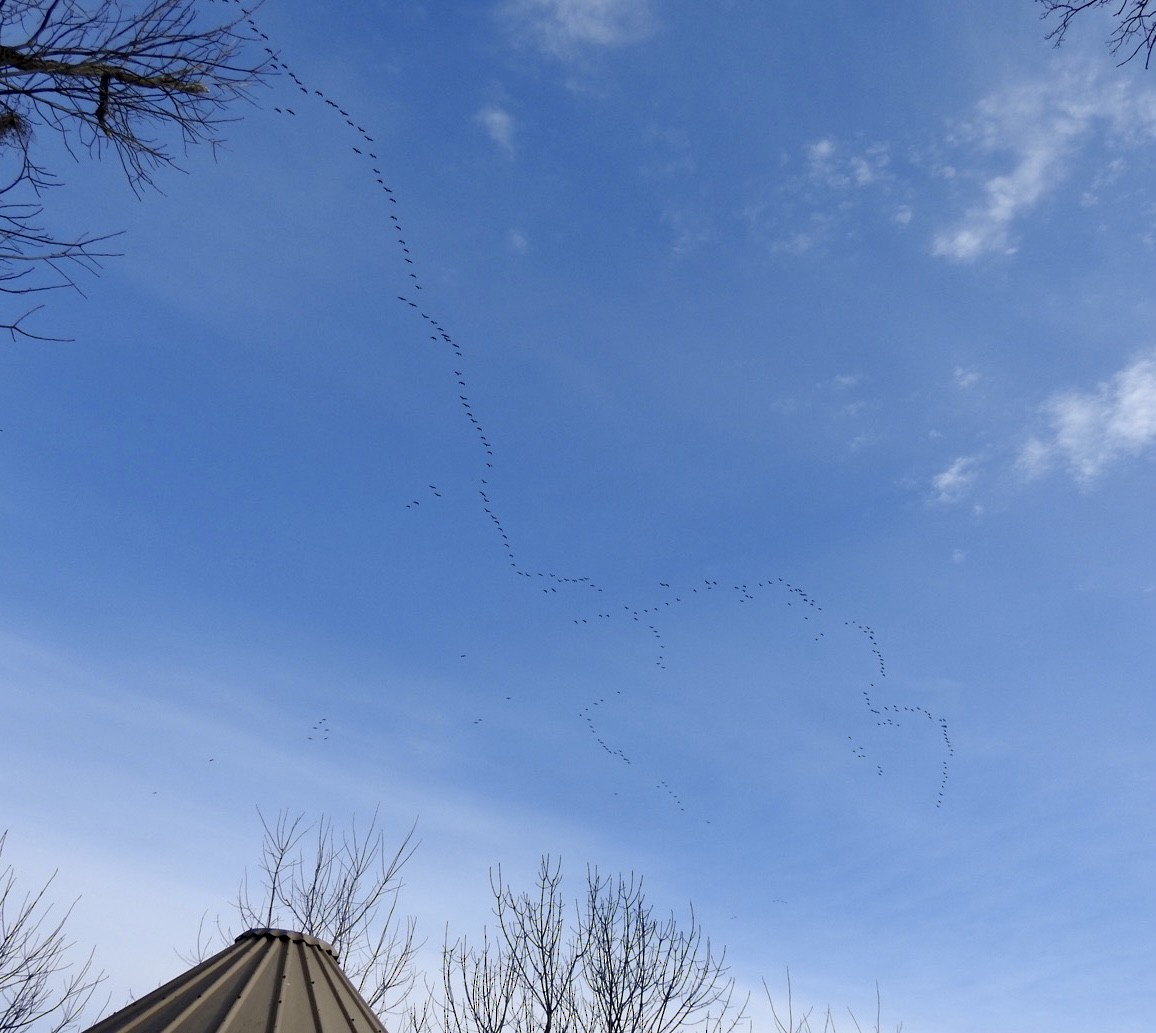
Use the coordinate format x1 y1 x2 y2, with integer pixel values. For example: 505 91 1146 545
2 1 1155 1031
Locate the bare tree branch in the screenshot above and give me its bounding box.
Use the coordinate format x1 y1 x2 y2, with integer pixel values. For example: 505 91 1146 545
0 0 272 311
0 831 104 1033
441 859 746 1033
763 973 901 1033
578 870 743 1033
230 810 421 1019
1039 1 1156 67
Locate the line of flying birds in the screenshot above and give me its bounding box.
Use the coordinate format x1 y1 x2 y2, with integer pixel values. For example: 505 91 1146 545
237 2 953 812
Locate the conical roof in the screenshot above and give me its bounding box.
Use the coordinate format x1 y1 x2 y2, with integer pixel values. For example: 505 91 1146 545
83 929 388 1033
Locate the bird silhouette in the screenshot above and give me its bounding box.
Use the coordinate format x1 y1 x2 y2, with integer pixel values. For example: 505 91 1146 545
242 6 955 818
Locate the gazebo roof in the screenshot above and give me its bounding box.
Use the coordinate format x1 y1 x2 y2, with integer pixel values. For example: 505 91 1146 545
83 929 387 1033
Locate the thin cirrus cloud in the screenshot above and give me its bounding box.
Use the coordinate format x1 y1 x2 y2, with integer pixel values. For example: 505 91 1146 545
475 104 517 155
932 68 1156 262
806 137 890 189
953 366 980 389
758 137 893 254
1018 351 1156 482
931 455 979 504
500 0 656 57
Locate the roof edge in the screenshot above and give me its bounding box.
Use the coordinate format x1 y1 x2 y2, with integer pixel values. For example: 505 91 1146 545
234 927 338 956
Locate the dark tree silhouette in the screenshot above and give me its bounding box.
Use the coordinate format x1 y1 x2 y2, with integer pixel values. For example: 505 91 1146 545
1039 1 1156 66
0 0 271 336
435 858 745 1033
191 832 894 1033
223 811 420 1019
0 831 103 1033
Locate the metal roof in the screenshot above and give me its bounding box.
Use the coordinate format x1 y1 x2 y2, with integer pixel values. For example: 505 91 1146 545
82 929 388 1033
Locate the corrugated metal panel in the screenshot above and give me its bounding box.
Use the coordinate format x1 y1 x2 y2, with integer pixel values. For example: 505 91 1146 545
83 930 388 1033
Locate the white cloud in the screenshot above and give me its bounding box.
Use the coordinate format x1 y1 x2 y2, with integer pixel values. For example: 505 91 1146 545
953 366 980 389
508 228 530 254
771 224 824 256
804 138 889 190
761 137 895 254
933 69 1156 262
830 373 862 390
1081 156 1126 206
501 0 655 57
806 137 837 172
933 136 1057 260
1018 352 1156 481
475 104 517 155
660 207 712 255
932 455 978 504
850 155 882 186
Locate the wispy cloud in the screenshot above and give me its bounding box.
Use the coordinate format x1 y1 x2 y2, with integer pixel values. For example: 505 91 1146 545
933 69 1156 262
769 221 830 256
932 455 979 504
475 104 517 156
1018 352 1156 482
756 65 1156 263
953 366 980 389
660 206 713 255
500 0 656 57
805 138 890 189
758 136 897 254
830 373 863 391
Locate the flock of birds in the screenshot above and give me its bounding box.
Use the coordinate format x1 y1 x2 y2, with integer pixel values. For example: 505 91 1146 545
230 2 954 813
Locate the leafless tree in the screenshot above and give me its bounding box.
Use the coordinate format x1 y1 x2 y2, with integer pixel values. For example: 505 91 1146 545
763 973 900 1033
491 858 583 1033
432 860 579 1033
0 0 272 333
577 870 740 1033
0 831 104 1033
1039 1 1156 67
227 810 421 1018
439 858 746 1033
441 926 527 1033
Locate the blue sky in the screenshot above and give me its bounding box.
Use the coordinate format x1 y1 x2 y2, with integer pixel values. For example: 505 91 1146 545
2 1 1155 1031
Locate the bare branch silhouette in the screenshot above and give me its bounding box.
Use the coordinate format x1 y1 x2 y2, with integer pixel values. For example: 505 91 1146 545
1039 1 1156 67
0 0 271 313
231 810 421 1018
441 859 745 1033
0 831 104 1033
